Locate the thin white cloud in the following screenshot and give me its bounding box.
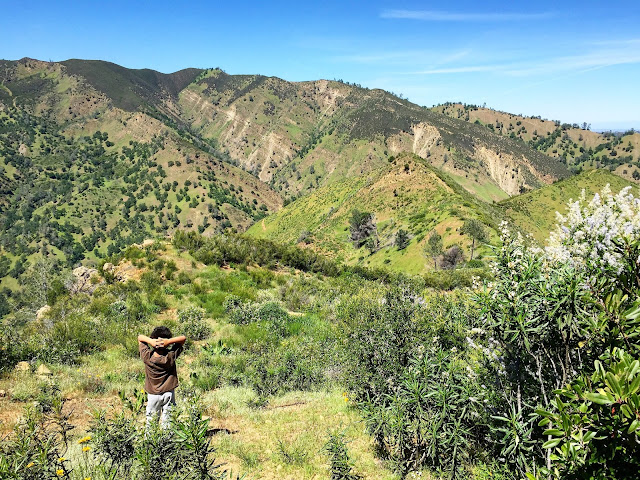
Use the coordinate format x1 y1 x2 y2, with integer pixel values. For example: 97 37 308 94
381 9 554 22
412 65 501 74
407 44 640 77
335 50 432 64
333 48 471 66
504 49 640 76
589 38 640 47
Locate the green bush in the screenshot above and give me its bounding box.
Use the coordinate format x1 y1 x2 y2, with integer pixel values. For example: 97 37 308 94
0 321 24 372
359 351 486 477
256 301 291 337
536 348 640 479
336 287 429 402
177 306 210 341
325 430 361 480
244 336 328 396
423 267 491 290
0 402 71 479
224 295 257 325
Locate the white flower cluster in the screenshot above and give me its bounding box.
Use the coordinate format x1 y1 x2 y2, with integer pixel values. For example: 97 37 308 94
546 185 640 273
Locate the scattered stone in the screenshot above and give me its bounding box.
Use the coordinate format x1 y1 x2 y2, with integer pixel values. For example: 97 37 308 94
141 239 154 248
103 262 114 272
72 266 99 294
36 305 51 321
15 361 30 372
0 390 6 397
36 364 52 376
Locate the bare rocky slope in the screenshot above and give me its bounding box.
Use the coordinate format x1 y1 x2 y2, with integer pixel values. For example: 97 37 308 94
1 59 570 205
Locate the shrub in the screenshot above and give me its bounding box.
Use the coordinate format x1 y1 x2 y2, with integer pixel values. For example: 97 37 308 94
88 393 233 480
177 306 210 341
0 321 24 372
336 287 429 402
224 295 258 325
0 402 72 479
359 351 486 477
325 430 361 480
256 301 290 337
423 268 491 290
91 410 137 477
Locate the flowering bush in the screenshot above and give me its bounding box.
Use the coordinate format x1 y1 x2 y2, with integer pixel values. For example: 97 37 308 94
546 185 640 275
479 185 640 478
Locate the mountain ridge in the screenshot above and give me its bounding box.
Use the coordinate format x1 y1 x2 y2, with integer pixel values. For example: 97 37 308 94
0 57 630 279
0 58 570 201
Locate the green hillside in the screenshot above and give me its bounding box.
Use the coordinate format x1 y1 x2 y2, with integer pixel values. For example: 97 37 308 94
435 102 640 179
248 153 502 274
500 169 636 243
0 56 632 284
178 69 569 200
0 103 281 285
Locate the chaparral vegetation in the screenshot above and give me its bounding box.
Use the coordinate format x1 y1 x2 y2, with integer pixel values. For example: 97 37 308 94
1 186 639 479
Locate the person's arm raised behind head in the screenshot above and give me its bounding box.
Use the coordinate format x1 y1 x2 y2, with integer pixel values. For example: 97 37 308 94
138 334 162 348
161 335 186 347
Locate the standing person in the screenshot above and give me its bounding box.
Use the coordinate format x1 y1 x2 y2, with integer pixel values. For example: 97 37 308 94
138 327 186 428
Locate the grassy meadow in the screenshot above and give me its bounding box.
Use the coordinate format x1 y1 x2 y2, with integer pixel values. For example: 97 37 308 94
2 237 481 479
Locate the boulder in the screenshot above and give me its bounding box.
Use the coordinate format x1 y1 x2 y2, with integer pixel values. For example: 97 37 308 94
0 390 6 397
72 266 99 294
36 364 52 376
141 239 154 248
15 361 30 372
36 305 51 320
103 262 115 272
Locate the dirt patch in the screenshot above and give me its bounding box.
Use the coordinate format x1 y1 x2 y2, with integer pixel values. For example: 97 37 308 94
0 394 120 435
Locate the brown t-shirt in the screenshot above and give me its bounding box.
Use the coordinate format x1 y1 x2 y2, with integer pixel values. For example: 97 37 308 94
139 342 183 394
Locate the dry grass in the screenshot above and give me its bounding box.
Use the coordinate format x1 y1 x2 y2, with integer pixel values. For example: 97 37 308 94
203 387 399 480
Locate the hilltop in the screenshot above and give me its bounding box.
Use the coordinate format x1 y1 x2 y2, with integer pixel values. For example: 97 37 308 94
0 57 632 285
247 153 502 273
435 103 640 180
499 169 637 243
2 58 569 201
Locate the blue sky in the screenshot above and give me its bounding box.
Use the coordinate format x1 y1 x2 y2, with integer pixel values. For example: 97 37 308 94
2 0 639 130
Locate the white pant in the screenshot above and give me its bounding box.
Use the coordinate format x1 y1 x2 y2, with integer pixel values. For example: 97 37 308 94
146 390 175 428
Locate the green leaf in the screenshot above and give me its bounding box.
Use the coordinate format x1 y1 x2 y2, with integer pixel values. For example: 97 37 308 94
623 303 640 320
543 438 562 449
605 372 623 399
628 419 640 434
585 392 613 405
543 428 564 436
630 376 640 395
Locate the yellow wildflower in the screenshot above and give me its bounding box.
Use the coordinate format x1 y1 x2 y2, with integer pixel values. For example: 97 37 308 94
84 477 91 480
58 457 66 462
78 435 91 444
56 469 64 476
82 446 91 452
26 462 34 468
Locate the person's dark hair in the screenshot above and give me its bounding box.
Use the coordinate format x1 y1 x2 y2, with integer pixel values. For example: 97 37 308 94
150 326 173 339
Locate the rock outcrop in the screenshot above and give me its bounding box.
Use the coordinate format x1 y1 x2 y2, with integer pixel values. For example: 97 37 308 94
71 266 101 294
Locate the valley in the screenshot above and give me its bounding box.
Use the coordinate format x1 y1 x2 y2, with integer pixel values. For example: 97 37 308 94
1 56 639 480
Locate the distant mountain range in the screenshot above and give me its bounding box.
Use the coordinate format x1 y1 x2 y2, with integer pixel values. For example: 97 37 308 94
0 57 637 281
